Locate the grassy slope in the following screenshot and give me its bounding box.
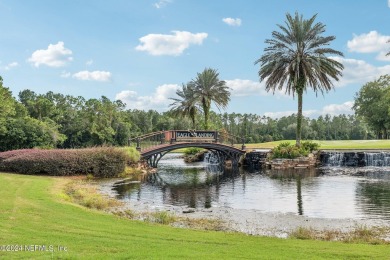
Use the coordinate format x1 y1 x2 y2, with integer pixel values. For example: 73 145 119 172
244 140 390 149
0 174 389 259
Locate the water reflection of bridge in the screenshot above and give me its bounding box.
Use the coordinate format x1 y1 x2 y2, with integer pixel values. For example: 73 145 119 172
113 165 243 208
113 166 320 212
129 130 246 168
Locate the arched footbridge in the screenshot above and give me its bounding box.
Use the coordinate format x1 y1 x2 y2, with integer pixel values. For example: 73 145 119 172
129 130 246 168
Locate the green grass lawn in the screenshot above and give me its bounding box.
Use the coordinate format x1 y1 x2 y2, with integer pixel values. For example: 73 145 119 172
0 173 389 259
244 140 390 150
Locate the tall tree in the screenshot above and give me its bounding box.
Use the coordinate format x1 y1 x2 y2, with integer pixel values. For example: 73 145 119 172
387 39 390 56
353 75 390 139
169 83 199 129
190 68 230 130
255 12 344 147
0 76 17 134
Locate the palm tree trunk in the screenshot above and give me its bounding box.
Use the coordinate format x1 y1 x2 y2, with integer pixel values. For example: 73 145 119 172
204 109 209 130
296 89 303 147
190 108 196 129
296 175 303 215
202 98 210 130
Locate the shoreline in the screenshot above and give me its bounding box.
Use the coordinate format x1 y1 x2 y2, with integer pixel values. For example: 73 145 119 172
98 178 390 240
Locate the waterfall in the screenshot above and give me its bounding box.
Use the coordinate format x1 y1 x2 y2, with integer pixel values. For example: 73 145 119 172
321 151 390 167
322 151 359 167
204 152 222 164
364 152 390 167
326 152 344 167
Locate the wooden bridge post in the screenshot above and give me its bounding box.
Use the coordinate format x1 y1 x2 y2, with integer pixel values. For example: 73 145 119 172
241 137 246 151
160 131 165 144
170 130 176 144
136 138 141 151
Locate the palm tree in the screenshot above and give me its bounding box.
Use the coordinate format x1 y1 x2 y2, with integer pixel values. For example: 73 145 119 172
169 83 199 129
255 12 344 147
190 68 230 130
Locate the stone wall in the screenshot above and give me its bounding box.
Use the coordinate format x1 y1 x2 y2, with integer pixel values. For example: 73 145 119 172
265 153 318 169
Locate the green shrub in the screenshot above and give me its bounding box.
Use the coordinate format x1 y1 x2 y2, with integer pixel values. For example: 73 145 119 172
278 141 293 148
271 141 319 159
0 147 129 178
151 211 177 225
183 147 203 156
300 148 309 157
301 141 320 152
272 144 300 159
272 147 287 159
289 227 316 240
65 181 122 209
121 146 141 164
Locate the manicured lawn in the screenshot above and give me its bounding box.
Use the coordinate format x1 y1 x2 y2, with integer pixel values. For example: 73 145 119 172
244 140 390 150
0 173 389 259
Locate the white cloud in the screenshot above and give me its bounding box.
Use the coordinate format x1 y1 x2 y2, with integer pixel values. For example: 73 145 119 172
72 70 111 81
376 51 390 61
28 41 73 67
347 31 390 61
264 110 318 119
116 90 138 100
321 101 354 116
388 0 390 8
4 62 18 70
222 17 242 27
347 31 389 53
264 101 354 119
263 110 296 118
330 57 390 87
115 84 180 111
60 71 71 78
154 0 172 8
86 60 93 66
226 79 287 97
135 31 208 56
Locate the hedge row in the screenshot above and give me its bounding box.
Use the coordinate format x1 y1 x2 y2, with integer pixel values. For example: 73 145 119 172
0 147 129 178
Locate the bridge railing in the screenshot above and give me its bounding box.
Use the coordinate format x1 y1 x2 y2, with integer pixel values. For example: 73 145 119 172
128 130 245 152
128 131 166 152
217 130 245 148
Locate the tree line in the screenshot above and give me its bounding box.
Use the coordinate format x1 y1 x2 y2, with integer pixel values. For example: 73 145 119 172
0 74 383 152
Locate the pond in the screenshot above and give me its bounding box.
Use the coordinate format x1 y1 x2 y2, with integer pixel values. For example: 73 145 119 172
112 153 390 220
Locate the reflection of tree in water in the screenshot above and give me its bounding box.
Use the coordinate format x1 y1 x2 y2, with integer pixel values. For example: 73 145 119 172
356 180 390 220
114 164 243 209
265 167 319 180
264 168 320 216
154 166 242 208
112 174 148 200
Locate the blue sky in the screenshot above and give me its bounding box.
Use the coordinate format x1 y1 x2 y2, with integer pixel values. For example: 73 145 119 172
1 0 390 118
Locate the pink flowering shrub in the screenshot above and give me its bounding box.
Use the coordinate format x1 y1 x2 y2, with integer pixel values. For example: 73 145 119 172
0 147 128 178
